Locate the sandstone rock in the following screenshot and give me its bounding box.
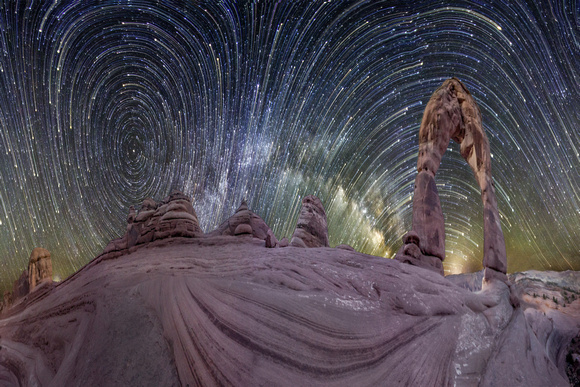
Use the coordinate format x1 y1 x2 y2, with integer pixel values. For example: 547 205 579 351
403 230 420 245
411 171 445 259
446 270 485 292
141 198 157 211
0 241 573 385
12 270 29 299
102 236 127 256
265 230 278 248
153 191 203 240
336 244 355 251
208 200 275 242
290 195 329 248
99 192 203 258
395 231 444 275
2 290 12 309
28 247 52 291
234 223 253 235
397 78 507 277
278 237 289 247
567 332 580 385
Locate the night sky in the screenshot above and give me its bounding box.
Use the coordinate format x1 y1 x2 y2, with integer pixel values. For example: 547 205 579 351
0 1 578 290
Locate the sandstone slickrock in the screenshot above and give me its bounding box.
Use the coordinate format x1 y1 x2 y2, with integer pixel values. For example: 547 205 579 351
0 239 575 386
396 78 507 277
567 332 580 385
290 195 329 248
450 269 580 385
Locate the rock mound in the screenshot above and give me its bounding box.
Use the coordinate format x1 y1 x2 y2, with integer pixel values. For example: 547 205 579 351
208 200 277 245
102 191 203 257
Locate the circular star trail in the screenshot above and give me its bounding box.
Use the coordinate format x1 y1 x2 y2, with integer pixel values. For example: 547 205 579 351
0 0 578 289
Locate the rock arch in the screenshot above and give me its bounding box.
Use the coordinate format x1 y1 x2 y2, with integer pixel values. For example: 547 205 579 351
396 78 507 281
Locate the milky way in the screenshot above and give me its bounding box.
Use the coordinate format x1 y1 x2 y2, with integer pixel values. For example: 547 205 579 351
0 0 578 289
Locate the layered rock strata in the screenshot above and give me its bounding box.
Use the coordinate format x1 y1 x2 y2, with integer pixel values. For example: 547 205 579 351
208 200 277 245
0 248 53 312
102 191 203 257
396 78 507 278
290 195 329 248
28 247 52 291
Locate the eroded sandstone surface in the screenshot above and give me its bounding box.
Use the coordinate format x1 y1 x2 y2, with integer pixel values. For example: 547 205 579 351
0 236 576 386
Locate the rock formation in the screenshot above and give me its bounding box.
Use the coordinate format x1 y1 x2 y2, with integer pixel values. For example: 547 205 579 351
0 238 576 386
450 269 580 384
290 195 329 248
396 78 507 280
12 269 29 299
0 78 573 385
0 248 53 312
102 191 203 257
28 247 53 291
208 200 276 244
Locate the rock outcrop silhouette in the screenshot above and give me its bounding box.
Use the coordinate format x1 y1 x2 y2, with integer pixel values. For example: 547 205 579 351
396 78 507 280
0 247 53 312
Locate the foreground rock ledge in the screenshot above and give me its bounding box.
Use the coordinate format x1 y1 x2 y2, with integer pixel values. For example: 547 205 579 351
0 237 576 386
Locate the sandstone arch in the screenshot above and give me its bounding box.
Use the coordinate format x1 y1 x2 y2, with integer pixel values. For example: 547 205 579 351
396 78 507 280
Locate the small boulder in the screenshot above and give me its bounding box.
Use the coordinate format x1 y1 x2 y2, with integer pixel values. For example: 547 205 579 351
278 237 289 248
265 230 278 248
403 231 420 246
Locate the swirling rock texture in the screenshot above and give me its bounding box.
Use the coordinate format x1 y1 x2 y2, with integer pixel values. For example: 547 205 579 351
0 219 577 385
395 78 507 280
449 269 580 385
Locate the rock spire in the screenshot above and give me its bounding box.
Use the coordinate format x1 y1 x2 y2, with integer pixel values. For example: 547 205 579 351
290 195 329 248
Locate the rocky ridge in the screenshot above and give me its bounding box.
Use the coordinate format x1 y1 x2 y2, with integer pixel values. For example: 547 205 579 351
0 191 577 386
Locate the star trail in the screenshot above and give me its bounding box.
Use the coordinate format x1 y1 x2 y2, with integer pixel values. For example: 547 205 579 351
0 0 578 289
